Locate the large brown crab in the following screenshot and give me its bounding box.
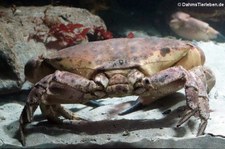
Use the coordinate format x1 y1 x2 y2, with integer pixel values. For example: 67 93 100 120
19 37 215 145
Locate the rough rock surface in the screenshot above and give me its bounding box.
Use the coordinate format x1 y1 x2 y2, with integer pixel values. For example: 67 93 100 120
0 6 106 94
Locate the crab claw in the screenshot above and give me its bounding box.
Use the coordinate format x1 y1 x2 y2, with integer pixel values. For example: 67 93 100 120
176 66 213 136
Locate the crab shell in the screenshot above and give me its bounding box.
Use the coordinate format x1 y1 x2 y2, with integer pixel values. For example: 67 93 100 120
25 37 205 84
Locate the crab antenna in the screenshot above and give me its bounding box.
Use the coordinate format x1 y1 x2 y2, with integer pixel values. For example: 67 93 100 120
118 100 145 115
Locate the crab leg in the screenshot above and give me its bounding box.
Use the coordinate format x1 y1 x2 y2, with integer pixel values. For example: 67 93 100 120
145 66 211 135
177 66 210 136
19 70 103 146
121 66 212 136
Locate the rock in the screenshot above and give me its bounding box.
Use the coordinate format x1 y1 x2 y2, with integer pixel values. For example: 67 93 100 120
0 21 48 94
0 6 106 95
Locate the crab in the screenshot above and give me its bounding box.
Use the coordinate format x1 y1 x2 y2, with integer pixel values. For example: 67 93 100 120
19 37 215 145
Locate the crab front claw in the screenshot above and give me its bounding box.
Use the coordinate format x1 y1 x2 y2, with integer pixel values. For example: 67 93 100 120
146 66 214 136
120 66 215 136
19 70 104 146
